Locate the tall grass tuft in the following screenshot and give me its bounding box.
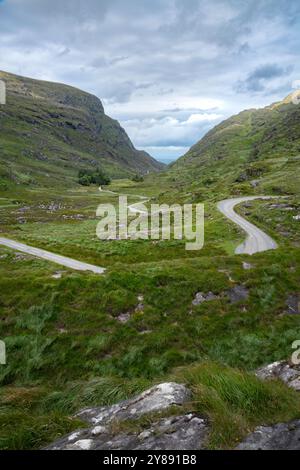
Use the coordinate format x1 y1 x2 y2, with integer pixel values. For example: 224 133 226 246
173 361 300 448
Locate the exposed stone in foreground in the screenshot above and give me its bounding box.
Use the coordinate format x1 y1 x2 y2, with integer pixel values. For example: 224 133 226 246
46 413 209 450
256 360 300 392
45 383 210 450
76 383 191 424
46 373 300 450
236 420 300 450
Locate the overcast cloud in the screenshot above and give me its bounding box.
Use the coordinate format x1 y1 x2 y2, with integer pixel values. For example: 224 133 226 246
0 0 300 162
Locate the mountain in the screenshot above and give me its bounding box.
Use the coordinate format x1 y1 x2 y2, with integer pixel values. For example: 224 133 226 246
0 71 164 189
169 93 300 199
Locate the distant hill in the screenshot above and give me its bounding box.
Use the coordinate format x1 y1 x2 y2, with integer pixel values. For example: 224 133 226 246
169 92 300 199
0 71 164 189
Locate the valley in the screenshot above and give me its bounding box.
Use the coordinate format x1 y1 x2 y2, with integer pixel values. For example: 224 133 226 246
0 73 300 451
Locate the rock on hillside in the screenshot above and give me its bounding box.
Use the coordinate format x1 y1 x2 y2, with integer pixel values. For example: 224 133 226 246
236 361 300 450
256 360 300 391
236 420 300 450
45 383 210 450
46 373 300 450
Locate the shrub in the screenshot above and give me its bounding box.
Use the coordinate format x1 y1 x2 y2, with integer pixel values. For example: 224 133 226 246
78 168 111 186
132 174 144 182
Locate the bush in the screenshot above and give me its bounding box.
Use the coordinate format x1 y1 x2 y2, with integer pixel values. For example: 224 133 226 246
78 175 91 186
132 174 144 183
78 168 111 186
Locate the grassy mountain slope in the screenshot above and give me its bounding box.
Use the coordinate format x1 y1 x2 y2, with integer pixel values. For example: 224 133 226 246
0 91 299 450
0 71 164 190
168 93 300 199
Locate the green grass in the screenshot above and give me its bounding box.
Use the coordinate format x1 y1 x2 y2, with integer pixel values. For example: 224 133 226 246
163 96 300 203
0 89 299 449
0 226 299 448
0 70 163 192
0 176 299 449
173 361 300 448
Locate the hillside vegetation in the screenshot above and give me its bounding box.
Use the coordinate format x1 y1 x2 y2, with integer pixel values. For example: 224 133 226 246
0 71 163 191
0 91 299 450
167 93 300 200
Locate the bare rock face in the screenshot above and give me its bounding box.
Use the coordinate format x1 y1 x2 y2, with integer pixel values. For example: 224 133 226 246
46 413 209 450
285 294 300 315
242 262 253 270
192 291 218 306
236 420 300 450
45 383 210 450
76 383 191 425
227 285 249 303
116 312 131 323
256 360 300 392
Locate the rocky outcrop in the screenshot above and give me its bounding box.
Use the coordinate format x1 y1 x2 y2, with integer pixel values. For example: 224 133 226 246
227 285 249 303
76 383 191 424
242 262 253 270
191 285 250 308
45 383 210 450
192 291 218 306
46 413 208 450
46 363 300 450
236 420 300 450
256 360 300 391
285 294 300 315
116 295 144 323
235 361 300 449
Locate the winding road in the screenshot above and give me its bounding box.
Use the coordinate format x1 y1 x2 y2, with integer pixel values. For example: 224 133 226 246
0 194 278 272
0 187 149 274
217 196 278 255
0 237 105 274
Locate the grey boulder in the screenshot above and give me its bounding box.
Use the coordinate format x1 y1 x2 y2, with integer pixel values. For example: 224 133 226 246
256 360 300 392
76 382 191 424
236 420 300 450
46 413 209 450
45 382 210 450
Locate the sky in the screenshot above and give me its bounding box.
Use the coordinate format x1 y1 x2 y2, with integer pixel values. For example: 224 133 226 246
0 0 300 163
